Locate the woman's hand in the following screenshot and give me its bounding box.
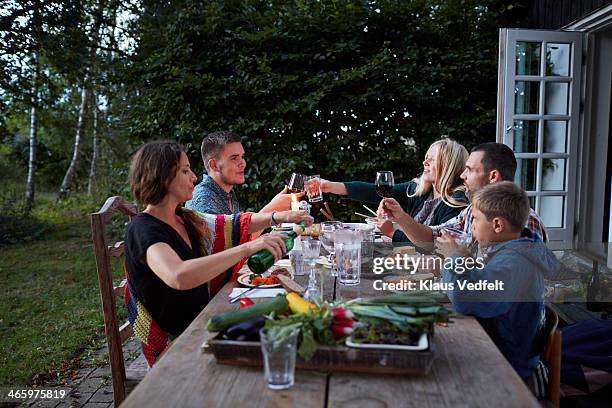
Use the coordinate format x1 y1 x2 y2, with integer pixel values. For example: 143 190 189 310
320 179 348 195
378 198 406 222
277 210 314 226
377 219 395 238
247 234 287 260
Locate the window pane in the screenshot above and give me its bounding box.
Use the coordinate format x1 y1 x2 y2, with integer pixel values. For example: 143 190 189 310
546 43 570 76
515 158 537 191
528 196 536 210
516 42 541 76
515 81 540 114
540 196 565 228
513 120 538 153
542 158 566 191
545 82 569 115
544 121 567 153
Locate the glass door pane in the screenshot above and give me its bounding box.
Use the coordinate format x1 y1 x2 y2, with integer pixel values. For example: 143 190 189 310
499 29 583 244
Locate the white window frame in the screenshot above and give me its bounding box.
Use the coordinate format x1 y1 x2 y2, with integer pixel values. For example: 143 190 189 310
497 28 584 246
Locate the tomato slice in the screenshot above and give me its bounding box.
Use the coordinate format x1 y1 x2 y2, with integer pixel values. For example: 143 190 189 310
239 297 254 308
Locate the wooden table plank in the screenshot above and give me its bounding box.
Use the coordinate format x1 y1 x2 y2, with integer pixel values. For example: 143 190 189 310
329 277 540 408
122 255 540 408
120 280 328 408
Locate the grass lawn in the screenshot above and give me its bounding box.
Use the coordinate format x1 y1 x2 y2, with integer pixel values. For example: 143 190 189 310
0 193 126 387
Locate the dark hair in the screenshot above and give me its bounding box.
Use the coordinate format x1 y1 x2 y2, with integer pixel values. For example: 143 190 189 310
473 181 530 232
201 131 242 171
471 142 517 181
129 141 208 244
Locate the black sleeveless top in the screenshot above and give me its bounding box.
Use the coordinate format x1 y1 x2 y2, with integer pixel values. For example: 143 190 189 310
124 213 209 336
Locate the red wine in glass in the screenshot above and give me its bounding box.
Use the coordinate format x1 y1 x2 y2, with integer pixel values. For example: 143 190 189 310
375 171 394 198
375 184 393 198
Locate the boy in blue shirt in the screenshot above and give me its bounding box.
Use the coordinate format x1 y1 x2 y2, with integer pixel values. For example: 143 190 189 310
436 181 559 381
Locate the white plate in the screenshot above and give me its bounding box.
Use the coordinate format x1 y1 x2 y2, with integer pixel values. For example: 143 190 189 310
345 332 429 351
274 259 292 267
315 256 332 268
237 273 281 288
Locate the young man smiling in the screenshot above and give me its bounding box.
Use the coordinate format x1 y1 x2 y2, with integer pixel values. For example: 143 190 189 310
379 142 547 251
186 131 296 221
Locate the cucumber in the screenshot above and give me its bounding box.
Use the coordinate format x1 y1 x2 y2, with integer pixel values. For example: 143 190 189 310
207 294 289 332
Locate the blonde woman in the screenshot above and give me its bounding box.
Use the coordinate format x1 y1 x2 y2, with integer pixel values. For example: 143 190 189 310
321 138 469 242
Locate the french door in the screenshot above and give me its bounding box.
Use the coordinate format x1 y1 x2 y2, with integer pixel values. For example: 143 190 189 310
497 29 584 245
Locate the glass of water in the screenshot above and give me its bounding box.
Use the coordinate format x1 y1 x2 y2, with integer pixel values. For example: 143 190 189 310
259 327 298 390
334 229 362 286
320 221 343 277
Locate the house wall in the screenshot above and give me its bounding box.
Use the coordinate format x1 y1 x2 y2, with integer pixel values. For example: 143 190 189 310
527 0 610 29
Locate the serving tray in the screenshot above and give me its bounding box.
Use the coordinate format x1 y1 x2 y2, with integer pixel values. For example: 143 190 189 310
202 333 434 375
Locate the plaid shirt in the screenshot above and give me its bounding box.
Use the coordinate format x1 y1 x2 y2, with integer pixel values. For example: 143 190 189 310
431 204 548 244
185 175 240 215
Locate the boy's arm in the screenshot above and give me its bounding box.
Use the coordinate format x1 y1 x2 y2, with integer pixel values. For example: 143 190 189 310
441 252 516 318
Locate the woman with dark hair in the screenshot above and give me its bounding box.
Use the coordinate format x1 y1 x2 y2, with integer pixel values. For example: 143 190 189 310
124 141 311 361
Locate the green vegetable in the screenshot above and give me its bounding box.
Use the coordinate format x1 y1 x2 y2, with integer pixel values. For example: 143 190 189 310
207 295 289 332
346 292 451 334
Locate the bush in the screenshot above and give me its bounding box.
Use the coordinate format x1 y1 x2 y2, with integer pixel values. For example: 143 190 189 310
0 188 50 246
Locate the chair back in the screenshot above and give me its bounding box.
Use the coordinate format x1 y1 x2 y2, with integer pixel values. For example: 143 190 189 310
91 196 137 406
543 304 562 408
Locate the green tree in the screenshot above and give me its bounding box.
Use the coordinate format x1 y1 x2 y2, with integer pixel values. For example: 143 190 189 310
123 0 523 214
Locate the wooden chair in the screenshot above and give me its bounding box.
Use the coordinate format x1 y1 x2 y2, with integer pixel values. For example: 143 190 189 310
542 304 562 408
91 196 145 406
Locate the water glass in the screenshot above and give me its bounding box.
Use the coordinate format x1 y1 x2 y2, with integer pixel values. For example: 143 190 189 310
320 221 343 277
302 238 321 300
334 229 362 285
259 328 298 390
289 250 305 276
304 175 323 202
335 242 361 285
443 227 473 248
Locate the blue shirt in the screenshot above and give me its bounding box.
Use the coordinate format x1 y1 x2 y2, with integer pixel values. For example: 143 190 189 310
186 175 240 215
441 230 559 379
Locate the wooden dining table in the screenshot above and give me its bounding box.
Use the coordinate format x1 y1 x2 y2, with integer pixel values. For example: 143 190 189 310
121 262 540 408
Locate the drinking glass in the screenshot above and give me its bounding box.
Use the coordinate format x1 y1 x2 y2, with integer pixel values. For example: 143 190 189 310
259 327 298 390
289 249 305 276
304 175 323 203
301 238 321 301
320 221 343 277
334 229 362 286
375 171 394 219
288 173 305 194
443 227 473 247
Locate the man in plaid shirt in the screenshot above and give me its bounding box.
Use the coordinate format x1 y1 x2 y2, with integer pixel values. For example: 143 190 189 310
379 142 547 250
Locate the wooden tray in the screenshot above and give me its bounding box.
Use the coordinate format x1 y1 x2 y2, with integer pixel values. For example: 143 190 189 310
202 333 434 375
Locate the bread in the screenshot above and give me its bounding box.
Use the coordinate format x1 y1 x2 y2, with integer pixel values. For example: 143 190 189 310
298 223 320 237
277 275 305 294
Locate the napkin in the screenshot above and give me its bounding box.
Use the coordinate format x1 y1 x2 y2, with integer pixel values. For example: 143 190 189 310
229 288 287 299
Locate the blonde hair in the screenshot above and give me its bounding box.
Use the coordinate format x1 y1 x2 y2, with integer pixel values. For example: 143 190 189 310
409 138 468 208
473 181 530 232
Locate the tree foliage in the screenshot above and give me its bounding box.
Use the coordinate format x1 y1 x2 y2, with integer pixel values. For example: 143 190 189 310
124 0 524 211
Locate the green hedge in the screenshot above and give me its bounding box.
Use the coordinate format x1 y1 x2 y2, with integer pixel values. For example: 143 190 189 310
123 0 523 214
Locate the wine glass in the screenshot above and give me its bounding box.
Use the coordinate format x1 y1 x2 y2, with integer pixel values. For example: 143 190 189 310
375 171 394 219
302 238 322 301
320 221 343 277
304 175 323 202
288 173 305 194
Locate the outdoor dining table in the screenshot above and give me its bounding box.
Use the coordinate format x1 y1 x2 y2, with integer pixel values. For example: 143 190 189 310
121 254 541 408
